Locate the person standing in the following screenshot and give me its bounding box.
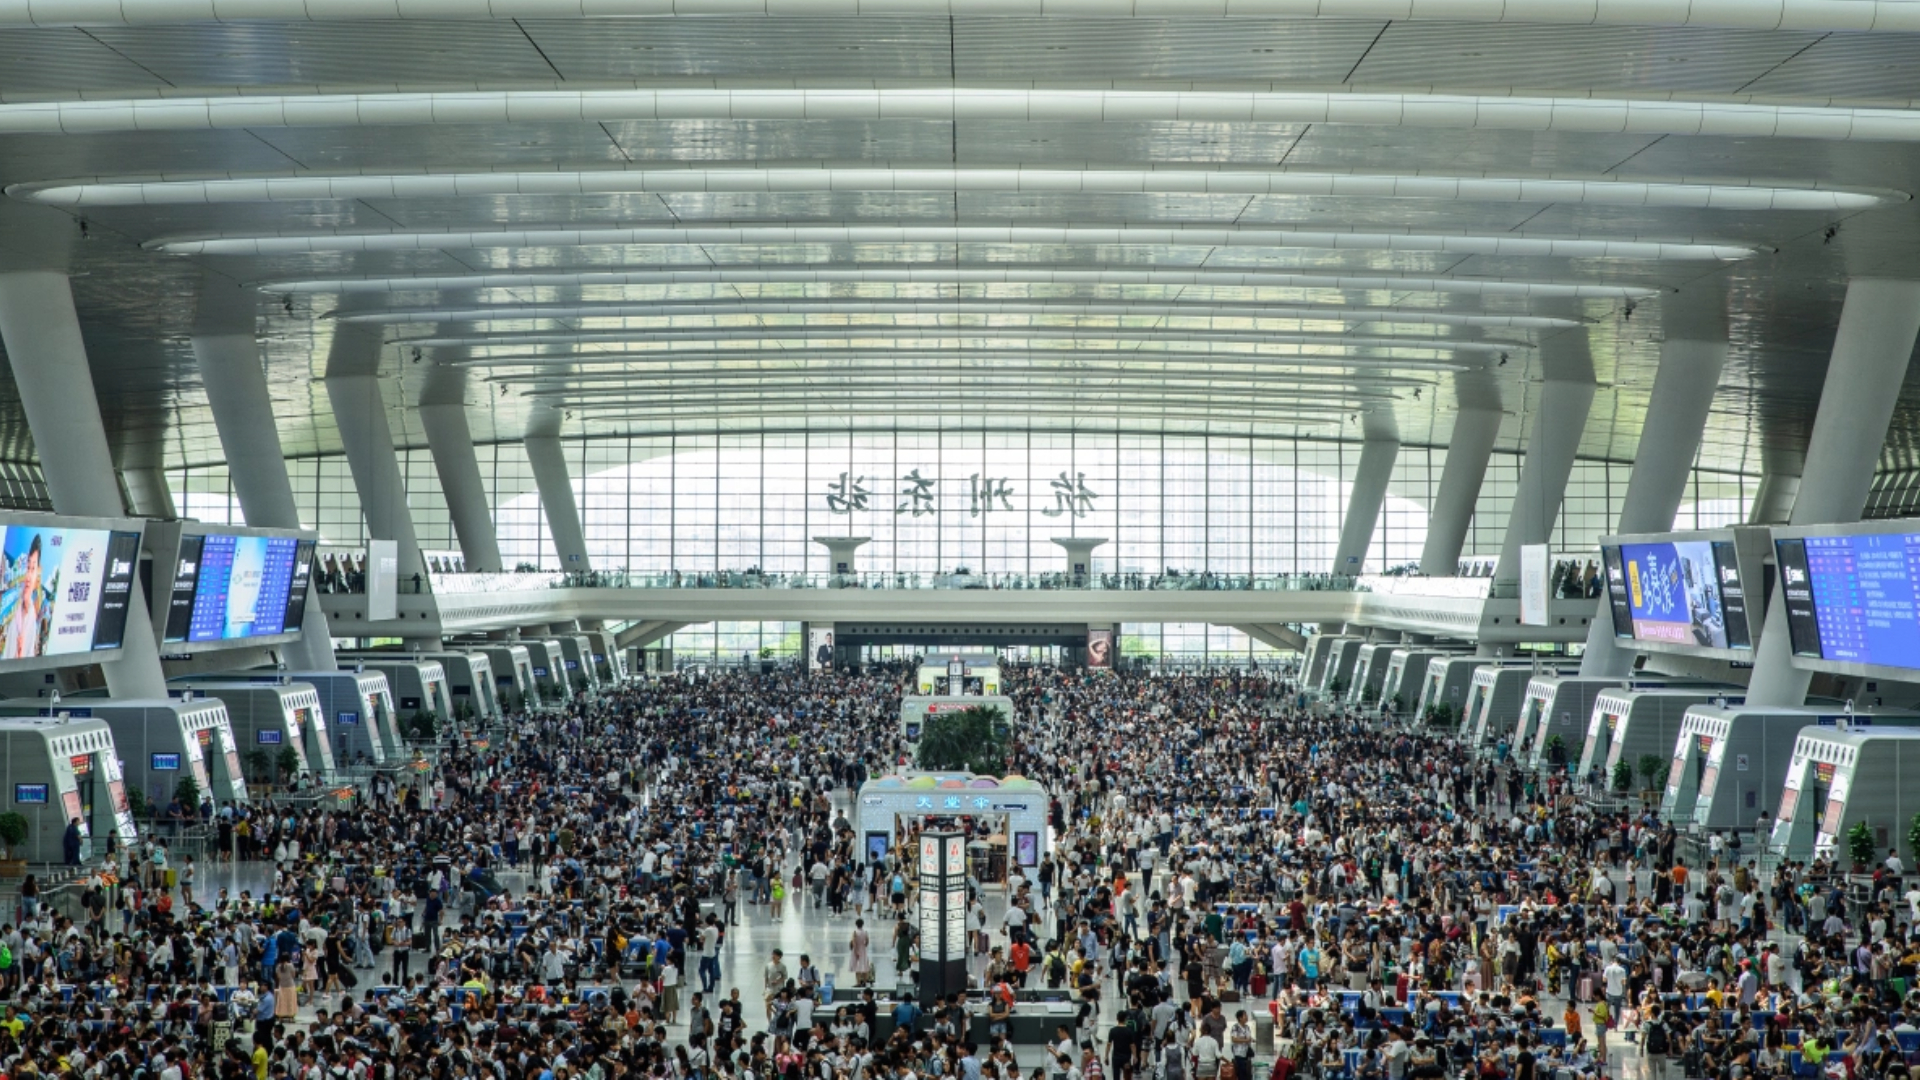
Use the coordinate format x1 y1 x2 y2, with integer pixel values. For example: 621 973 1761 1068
763 948 789 1021
1228 1010 1254 1080
848 918 873 987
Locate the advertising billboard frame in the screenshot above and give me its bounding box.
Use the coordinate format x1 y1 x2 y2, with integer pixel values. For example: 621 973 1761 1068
1597 526 1771 663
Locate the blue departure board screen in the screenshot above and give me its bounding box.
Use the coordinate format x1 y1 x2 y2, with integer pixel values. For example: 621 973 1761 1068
1776 532 1920 669
186 534 301 642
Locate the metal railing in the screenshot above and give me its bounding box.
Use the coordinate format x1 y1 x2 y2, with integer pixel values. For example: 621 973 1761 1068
432 569 1368 594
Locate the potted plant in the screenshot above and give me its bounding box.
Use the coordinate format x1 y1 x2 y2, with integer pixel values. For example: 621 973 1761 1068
1545 734 1568 767
0 811 28 878
1637 754 1667 804
1846 820 1878 873
125 785 150 820
175 774 201 814
244 748 273 791
1909 812 1920 871
276 746 302 787
1389 694 1406 715
1327 677 1347 696
1612 761 1634 794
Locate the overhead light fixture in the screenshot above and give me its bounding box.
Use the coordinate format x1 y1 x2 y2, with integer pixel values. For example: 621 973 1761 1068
15 166 1892 212
149 223 1752 260
333 299 1585 329
255 266 1662 299
5 86 1920 145
403 325 1525 353
0 1 1901 32
443 346 1479 372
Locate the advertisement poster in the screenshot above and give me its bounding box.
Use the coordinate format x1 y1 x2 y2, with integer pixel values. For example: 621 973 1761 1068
0 526 115 659
1621 540 1727 647
808 626 834 670
1087 627 1114 669
1519 543 1550 626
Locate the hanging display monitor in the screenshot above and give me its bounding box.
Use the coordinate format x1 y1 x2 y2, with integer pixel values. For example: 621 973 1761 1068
1774 518 1920 678
0 515 144 668
1599 526 1769 662
280 539 316 629
149 523 319 649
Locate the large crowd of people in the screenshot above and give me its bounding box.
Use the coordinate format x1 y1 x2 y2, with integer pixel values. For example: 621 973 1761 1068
0 661 1914 1080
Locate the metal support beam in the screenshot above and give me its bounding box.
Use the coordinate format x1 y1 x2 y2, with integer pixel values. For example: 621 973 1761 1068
1748 279 1920 705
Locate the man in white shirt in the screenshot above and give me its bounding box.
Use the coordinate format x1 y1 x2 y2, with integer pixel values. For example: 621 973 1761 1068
1602 958 1628 1019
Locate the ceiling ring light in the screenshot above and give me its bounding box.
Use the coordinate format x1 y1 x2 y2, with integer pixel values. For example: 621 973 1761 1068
335 301 1583 329
3 87 1920 143
151 224 1751 260
402 326 1528 351
12 166 1894 211
4 1 1916 33
263 267 1661 297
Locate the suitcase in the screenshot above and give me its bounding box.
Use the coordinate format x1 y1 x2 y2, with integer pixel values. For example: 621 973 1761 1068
1251 973 1268 997
1395 973 1411 1004
1577 974 1595 1002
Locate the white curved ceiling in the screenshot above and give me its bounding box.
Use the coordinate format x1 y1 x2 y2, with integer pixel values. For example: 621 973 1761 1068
0 9 1913 469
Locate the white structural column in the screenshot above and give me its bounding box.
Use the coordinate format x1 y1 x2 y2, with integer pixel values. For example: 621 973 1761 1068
523 410 591 572
1051 537 1107 585
193 327 340 670
421 401 504 572
814 537 871 580
1748 446 1805 525
1492 370 1597 588
1579 336 1730 677
0 271 169 697
1419 405 1503 576
1332 436 1400 575
120 464 176 519
1747 279 1920 704
323 323 425 584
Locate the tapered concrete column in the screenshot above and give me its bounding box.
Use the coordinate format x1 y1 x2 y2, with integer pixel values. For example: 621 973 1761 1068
1748 447 1804 525
524 410 590 572
0 271 168 697
1419 406 1502 576
1581 337 1729 676
193 323 340 670
1333 438 1399 575
324 324 423 584
421 400 503 572
1748 279 1920 705
121 466 176 519
814 537 870 583
1051 537 1107 585
1492 375 1596 588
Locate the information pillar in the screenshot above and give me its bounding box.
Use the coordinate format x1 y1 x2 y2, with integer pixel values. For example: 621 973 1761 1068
917 831 969 1006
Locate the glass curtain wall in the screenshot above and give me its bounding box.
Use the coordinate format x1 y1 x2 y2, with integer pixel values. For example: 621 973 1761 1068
169 432 1756 663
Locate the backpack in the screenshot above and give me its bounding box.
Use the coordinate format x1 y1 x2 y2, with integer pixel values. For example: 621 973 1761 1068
0 943 10 970
1645 1021 1669 1056
1049 952 1068 981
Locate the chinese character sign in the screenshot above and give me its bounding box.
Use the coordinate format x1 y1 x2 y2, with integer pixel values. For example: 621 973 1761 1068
825 467 1093 518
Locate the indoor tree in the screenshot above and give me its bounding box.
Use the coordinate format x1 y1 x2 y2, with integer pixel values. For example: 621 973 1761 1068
917 705 1011 777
